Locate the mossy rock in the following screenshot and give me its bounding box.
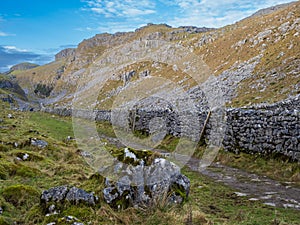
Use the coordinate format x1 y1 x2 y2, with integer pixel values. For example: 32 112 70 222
109 147 162 166
1 184 40 208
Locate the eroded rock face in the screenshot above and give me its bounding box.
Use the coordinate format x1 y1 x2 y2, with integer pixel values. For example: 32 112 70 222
41 186 99 214
102 148 190 209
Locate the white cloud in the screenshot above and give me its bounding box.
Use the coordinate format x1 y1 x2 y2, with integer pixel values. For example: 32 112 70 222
81 0 295 33
82 0 156 18
76 21 143 34
162 0 294 27
0 31 11 37
3 45 28 53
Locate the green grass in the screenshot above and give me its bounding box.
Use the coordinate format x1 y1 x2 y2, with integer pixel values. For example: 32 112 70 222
28 112 74 141
96 121 116 138
0 103 300 224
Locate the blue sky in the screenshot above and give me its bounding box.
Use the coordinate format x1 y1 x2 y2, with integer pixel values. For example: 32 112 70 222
0 0 294 72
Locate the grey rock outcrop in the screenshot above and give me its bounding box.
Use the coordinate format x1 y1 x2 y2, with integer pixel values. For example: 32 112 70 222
102 149 190 209
55 48 76 61
41 186 98 213
0 78 27 101
65 187 98 206
41 186 69 203
178 26 215 34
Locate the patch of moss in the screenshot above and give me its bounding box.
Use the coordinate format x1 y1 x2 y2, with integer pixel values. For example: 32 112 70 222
157 135 180 152
0 217 10 225
62 205 95 221
15 164 42 178
1 184 39 208
0 160 17 180
0 144 10 153
171 184 187 202
24 204 44 225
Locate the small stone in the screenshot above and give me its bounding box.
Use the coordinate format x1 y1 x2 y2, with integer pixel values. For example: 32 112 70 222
0 206 3 214
31 139 48 148
66 216 75 222
263 202 276 207
77 150 92 158
234 192 248 197
22 153 30 161
48 204 56 213
7 114 14 119
67 136 75 141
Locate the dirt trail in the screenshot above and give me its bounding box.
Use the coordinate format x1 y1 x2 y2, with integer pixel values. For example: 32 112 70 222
187 158 300 210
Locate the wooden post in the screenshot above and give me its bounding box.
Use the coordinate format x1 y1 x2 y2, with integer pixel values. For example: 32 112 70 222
199 111 211 141
132 108 137 132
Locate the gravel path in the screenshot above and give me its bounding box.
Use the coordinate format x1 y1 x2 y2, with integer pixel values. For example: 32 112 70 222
188 158 300 210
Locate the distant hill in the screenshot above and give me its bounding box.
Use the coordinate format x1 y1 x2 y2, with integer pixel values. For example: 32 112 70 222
249 1 297 18
7 62 39 74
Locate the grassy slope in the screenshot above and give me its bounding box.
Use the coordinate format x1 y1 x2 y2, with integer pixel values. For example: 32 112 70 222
0 102 300 224
192 1 300 106
9 2 300 109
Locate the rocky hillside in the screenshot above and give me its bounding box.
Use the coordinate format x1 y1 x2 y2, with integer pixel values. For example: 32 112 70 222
9 1 300 110
0 74 27 102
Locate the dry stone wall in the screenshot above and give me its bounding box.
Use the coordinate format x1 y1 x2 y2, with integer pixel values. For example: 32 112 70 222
124 95 300 161
223 95 300 160
41 95 300 161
